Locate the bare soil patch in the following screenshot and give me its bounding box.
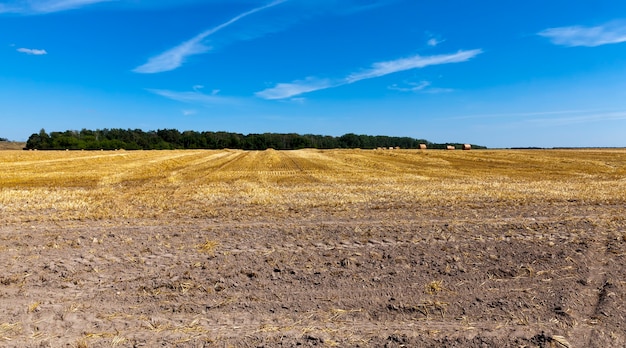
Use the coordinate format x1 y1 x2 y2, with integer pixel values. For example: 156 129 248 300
2 204 624 347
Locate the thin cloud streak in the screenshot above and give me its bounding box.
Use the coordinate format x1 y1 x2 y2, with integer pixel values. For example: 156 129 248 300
387 81 452 94
427 38 444 47
17 48 48 55
133 0 287 74
132 34 212 74
147 88 237 106
255 77 336 100
346 49 482 83
524 110 626 126
0 4 19 13
448 108 619 121
0 0 113 14
388 81 431 92
257 49 482 100
538 21 626 47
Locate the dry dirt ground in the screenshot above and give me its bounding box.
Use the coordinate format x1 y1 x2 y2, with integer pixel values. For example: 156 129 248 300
1 149 625 347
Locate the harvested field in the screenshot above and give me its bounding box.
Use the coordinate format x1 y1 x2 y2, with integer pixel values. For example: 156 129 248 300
1 149 625 347
0 142 25 151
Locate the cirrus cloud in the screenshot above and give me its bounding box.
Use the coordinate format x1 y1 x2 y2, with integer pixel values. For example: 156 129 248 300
17 47 48 55
256 49 482 100
0 0 113 14
345 49 482 83
133 0 287 74
147 88 237 106
255 77 336 100
538 21 626 47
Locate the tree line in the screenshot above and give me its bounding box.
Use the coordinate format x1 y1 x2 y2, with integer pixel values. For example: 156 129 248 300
25 129 485 150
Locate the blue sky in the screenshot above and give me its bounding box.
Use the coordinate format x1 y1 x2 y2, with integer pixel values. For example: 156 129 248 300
2 0 626 147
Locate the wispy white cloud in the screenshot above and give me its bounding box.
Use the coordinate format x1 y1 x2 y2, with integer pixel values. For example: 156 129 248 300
524 110 626 126
147 88 237 106
132 34 212 74
346 49 482 83
448 109 598 121
35 0 113 13
538 21 626 47
17 47 48 55
288 97 306 104
256 49 482 100
133 0 287 74
427 38 439 47
448 108 626 127
388 81 454 94
424 31 445 47
255 77 336 100
427 38 446 47
0 0 112 14
332 0 397 14
0 4 18 13
190 85 222 96
388 81 431 92
423 87 454 94
182 109 197 116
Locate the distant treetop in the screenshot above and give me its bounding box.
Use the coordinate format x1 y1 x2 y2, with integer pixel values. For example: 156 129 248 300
25 128 486 151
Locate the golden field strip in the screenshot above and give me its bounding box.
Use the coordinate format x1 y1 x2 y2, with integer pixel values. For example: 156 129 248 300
1 148 626 223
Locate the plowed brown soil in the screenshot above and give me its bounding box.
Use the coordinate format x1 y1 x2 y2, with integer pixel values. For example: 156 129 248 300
1 149 625 347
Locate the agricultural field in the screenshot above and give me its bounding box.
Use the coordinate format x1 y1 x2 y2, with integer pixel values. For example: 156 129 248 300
1 148 625 347
0 141 25 151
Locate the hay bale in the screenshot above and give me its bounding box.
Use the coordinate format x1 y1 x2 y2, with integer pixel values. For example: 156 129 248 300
463 144 471 150
446 145 455 150
419 144 427 150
